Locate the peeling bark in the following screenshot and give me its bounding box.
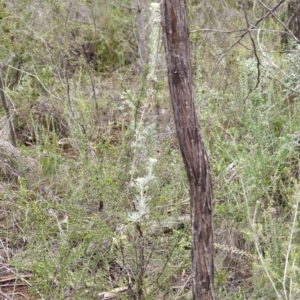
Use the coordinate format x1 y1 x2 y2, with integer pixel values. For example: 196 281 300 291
161 1 214 299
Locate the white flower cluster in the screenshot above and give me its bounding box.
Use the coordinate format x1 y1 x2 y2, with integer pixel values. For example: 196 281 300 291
128 157 157 222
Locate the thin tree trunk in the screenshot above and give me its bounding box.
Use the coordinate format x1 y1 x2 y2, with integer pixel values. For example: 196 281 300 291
160 1 214 299
134 0 147 68
0 68 17 147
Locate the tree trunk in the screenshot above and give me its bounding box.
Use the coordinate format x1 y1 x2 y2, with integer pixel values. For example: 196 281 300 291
134 0 147 68
160 1 214 299
0 68 17 147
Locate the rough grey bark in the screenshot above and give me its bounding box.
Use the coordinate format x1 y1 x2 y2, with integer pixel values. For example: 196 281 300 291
160 1 214 299
134 0 147 68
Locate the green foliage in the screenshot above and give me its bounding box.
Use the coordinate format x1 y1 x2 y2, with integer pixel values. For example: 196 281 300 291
1 0 300 299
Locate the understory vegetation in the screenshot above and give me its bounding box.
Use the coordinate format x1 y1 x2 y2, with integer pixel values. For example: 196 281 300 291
0 0 300 299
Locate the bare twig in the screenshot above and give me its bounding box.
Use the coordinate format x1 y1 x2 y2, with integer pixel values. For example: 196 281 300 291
242 0 261 102
1 62 61 102
190 28 293 35
98 287 128 299
0 291 13 300
190 28 248 34
212 0 286 75
258 0 300 44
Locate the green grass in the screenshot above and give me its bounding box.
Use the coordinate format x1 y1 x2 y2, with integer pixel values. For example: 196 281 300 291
0 0 300 299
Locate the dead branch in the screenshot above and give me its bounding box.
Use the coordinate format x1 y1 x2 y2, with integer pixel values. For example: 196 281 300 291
212 0 286 75
98 287 128 300
0 139 38 180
